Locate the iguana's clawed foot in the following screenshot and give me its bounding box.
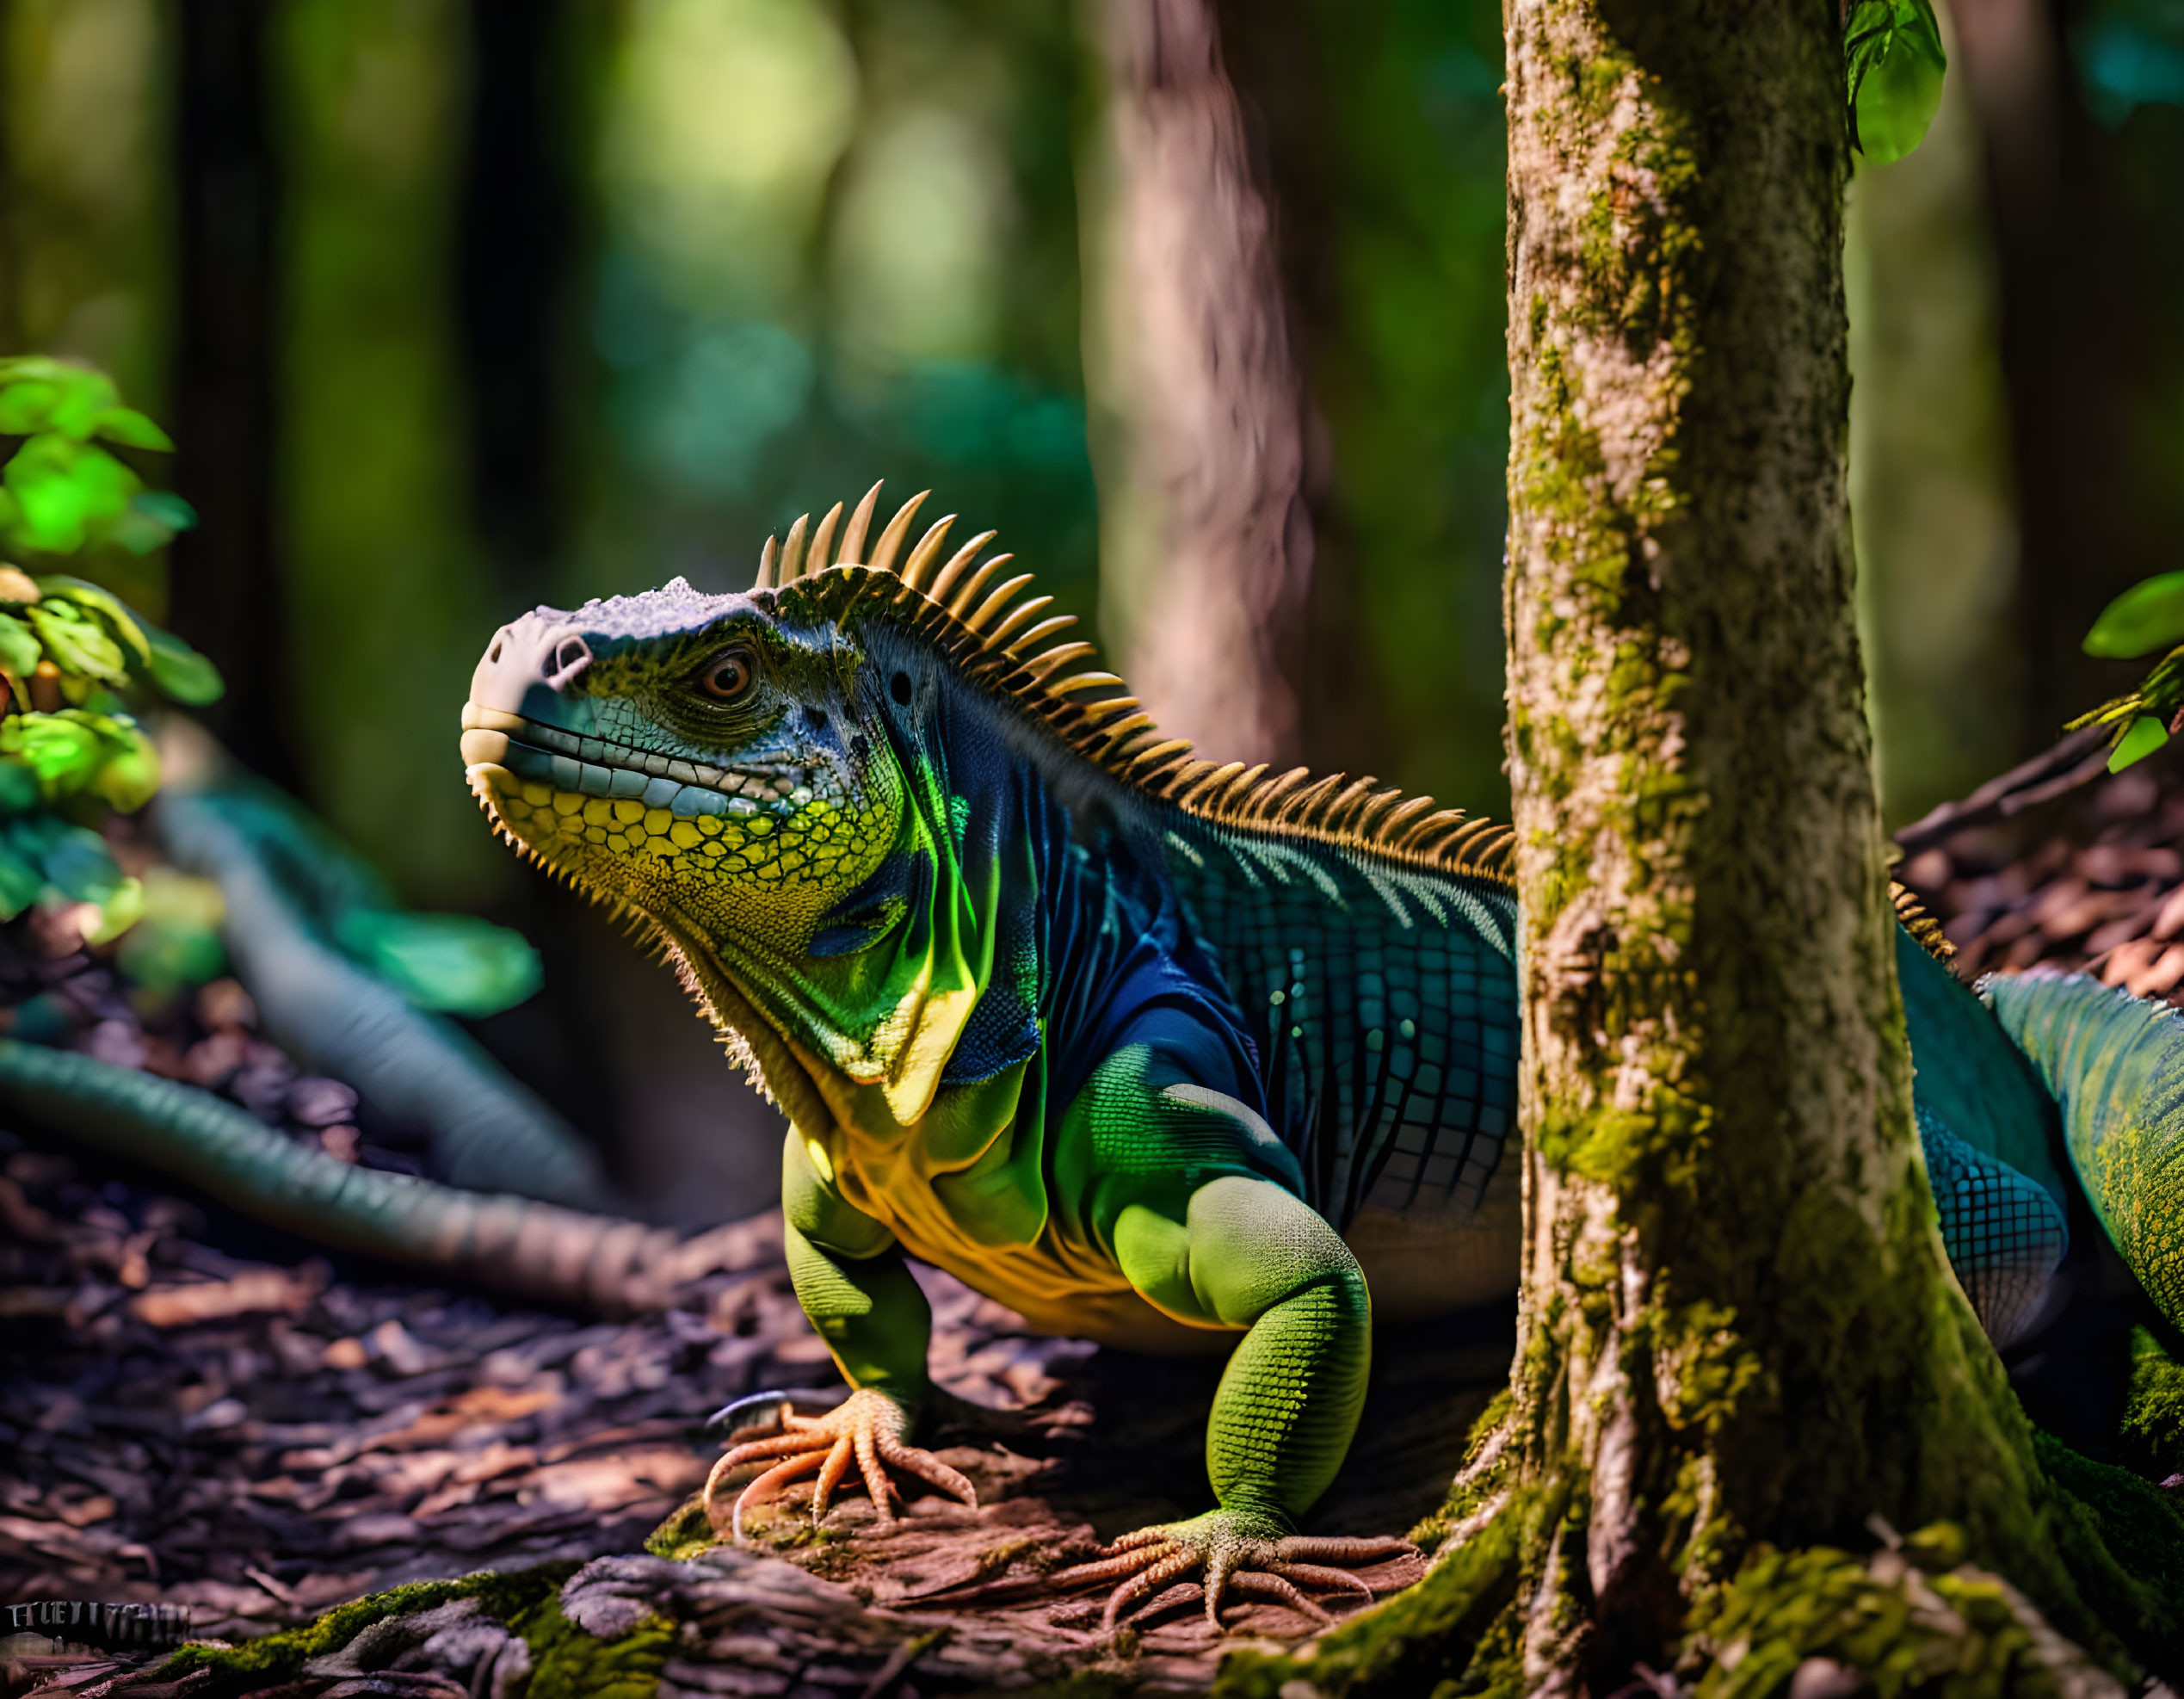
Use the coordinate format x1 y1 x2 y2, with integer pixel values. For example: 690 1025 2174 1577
1048 1508 1417 1633
702 1387 976 1540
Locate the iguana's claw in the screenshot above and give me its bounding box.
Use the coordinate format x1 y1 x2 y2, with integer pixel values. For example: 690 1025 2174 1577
702 1386 976 1539
1049 1510 1416 1632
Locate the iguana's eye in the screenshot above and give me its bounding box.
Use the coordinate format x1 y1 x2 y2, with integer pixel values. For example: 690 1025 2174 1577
694 647 757 703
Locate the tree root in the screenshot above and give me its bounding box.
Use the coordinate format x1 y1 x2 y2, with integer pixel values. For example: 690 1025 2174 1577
1216 1407 2184 1699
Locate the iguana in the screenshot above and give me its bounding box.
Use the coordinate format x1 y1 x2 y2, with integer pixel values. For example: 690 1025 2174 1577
458 484 2184 1630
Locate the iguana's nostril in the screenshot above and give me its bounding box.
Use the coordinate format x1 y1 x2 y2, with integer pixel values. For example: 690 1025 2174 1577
488 637 505 664
545 634 592 690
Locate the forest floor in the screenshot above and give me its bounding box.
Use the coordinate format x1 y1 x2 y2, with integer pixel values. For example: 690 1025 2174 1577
1895 728 2184 1004
0 1113 1485 1696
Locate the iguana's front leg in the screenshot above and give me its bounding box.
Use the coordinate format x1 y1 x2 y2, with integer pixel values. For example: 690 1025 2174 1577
1051 1057 1416 1629
703 1127 975 1537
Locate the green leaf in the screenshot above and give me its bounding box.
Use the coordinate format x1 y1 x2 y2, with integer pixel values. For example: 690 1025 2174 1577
119 916 227 994
2070 645 2184 750
41 368 120 440
2 436 141 554
0 713 103 790
0 612 43 682
28 600 130 683
5 812 65 858
142 624 225 706
116 868 227 992
92 492 198 559
80 875 145 944
1846 0 1948 164
0 760 41 817
36 576 153 665
2110 714 2171 772
0 709 148 806
0 381 62 436
39 823 125 904
92 407 174 453
0 363 122 440
0 838 43 921
102 508 174 557
2086 571 2184 659
88 720 161 812
0 711 157 810
131 491 196 532
333 909 546 1017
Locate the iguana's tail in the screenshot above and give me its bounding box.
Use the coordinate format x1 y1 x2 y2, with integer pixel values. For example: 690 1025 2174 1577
154 776 609 1208
0 1039 758 1313
1984 971 2184 1331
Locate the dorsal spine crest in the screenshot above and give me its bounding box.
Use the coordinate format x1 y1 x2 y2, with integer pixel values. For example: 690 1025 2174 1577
756 481 1515 887
1893 882 1958 967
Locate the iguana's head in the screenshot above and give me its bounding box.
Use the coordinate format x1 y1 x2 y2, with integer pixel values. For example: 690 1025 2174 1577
457 485 1089 1116
461 571 907 959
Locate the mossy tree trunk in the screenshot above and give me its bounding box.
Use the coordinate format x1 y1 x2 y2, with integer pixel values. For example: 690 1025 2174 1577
1499 0 2076 1684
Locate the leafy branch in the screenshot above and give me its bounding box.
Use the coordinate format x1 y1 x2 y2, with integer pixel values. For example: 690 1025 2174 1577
0 356 542 1015
2070 573 2184 772
0 358 224 938
0 356 197 557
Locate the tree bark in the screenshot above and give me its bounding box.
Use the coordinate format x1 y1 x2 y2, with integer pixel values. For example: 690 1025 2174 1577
1077 0 1317 768
1500 0 2070 1683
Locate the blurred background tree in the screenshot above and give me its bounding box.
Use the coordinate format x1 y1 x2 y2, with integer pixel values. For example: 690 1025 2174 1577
2 0 2178 1220
1077 0 1317 769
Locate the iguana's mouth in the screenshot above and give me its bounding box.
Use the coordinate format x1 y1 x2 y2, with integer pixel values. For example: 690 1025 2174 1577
460 701 899 1119
459 703 810 820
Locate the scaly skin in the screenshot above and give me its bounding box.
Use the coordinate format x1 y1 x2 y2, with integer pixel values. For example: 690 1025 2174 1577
1987 973 2184 1322
460 490 2184 1629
